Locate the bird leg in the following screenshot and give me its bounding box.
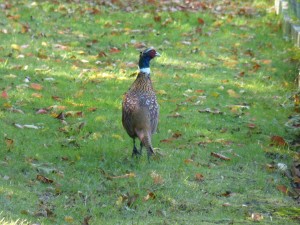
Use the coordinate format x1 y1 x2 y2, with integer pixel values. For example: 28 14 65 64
139 142 143 155
147 146 155 162
132 138 141 157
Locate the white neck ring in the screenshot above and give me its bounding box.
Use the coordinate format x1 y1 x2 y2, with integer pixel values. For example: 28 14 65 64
139 68 150 74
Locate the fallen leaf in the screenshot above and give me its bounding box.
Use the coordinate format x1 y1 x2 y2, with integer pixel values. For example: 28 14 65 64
195 173 204 182
251 213 263 221
211 152 231 161
5 137 14 149
32 93 43 98
198 108 223 115
157 90 167 95
220 191 233 197
195 89 205 93
127 193 139 207
109 173 136 179
98 51 107 57
64 216 74 223
184 159 194 164
271 136 287 146
14 123 24 129
8 108 24 114
248 123 256 129
87 107 97 112
30 83 43 91
110 47 121 53
211 92 220 97
252 63 261 72
151 171 164 185
227 89 240 98
1 90 8 99
197 17 205 25
143 192 156 201
36 108 48 114
82 215 92 225
261 59 272 65
36 174 54 184
167 112 183 118
23 124 41 129
277 185 288 194
11 44 21 51
222 203 231 207
52 96 62 101
65 111 84 118
153 15 161 22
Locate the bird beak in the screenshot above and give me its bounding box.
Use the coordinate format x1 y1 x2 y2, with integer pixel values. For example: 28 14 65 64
155 52 161 57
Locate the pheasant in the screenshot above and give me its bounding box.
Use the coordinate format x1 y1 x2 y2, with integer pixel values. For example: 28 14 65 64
122 48 160 160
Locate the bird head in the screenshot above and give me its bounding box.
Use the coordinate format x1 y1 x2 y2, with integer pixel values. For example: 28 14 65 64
139 48 160 74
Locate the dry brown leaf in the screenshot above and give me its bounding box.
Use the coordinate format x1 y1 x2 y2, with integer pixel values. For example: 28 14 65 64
87 107 97 112
65 111 84 118
271 136 287 147
197 17 205 25
110 173 136 179
211 152 231 161
110 47 121 53
36 174 54 184
52 96 62 101
251 213 264 222
5 137 14 149
277 185 288 194
82 215 92 225
151 171 164 185
143 192 156 201
30 83 43 91
227 89 240 98
195 173 204 182
184 159 194 164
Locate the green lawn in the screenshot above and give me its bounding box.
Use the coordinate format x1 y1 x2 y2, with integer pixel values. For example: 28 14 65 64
0 0 299 224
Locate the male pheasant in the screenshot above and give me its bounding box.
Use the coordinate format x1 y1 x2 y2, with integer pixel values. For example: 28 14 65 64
122 48 160 160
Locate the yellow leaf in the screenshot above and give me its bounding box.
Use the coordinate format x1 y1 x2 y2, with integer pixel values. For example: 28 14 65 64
3 102 12 108
224 60 238 68
31 93 43 98
227 89 240 98
211 92 220 98
143 192 156 201
157 90 167 95
11 44 21 51
251 213 263 221
112 134 123 141
74 90 84 98
116 196 124 206
64 216 74 223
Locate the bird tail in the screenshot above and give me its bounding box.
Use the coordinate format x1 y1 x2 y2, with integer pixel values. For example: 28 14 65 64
141 133 155 157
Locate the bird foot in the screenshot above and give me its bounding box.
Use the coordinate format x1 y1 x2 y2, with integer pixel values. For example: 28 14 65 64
132 146 141 158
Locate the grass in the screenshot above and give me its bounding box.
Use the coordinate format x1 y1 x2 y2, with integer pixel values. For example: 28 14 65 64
0 0 299 224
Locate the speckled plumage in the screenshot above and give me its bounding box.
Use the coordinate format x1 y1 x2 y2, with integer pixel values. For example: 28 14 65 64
122 48 160 159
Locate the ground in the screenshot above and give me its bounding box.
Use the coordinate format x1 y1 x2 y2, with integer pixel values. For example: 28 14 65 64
0 0 300 224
